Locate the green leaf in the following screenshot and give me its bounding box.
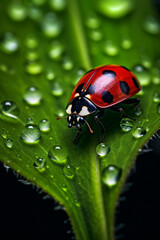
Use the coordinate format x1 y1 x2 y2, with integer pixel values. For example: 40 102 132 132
0 0 160 239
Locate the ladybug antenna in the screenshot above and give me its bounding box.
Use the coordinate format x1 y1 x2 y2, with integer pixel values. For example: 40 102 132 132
84 119 93 134
56 116 67 120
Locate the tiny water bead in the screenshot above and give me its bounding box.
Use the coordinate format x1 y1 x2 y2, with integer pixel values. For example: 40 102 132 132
41 13 63 38
0 101 19 119
46 69 56 80
96 143 110 157
63 165 75 179
26 51 39 61
25 37 38 49
143 16 160 35
153 93 160 103
34 157 46 172
102 165 121 188
85 14 101 29
5 139 13 149
25 61 43 75
48 41 64 60
1 130 7 139
103 40 119 56
121 37 133 50
20 124 41 144
7 0 27 21
61 183 67 191
97 0 135 18
49 0 67 11
132 127 146 139
27 117 34 124
120 118 133 132
0 32 19 53
132 64 150 86
23 86 42 105
134 106 143 116
62 57 74 71
48 145 68 164
39 119 51 132
89 30 103 42
51 82 63 96
56 109 65 117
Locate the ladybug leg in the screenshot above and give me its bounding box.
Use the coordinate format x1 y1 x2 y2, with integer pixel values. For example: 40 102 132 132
94 110 105 143
110 106 136 121
121 98 140 107
73 128 82 144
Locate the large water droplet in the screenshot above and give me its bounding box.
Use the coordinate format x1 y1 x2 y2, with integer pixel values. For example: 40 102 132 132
132 64 150 86
97 0 135 19
48 41 64 60
0 32 19 53
48 145 68 164
23 86 42 105
7 0 27 21
153 93 160 103
41 13 63 38
103 40 119 56
102 165 121 188
63 165 75 179
5 139 13 149
96 143 110 157
132 127 146 139
143 16 160 35
0 101 19 120
39 119 51 132
34 157 46 172
120 118 133 132
20 124 41 144
51 82 63 96
25 61 43 75
49 0 67 11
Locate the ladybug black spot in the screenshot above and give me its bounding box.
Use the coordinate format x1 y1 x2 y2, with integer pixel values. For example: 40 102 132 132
102 91 113 103
120 81 130 95
85 84 96 95
121 66 131 71
132 77 140 89
75 83 84 93
102 70 116 78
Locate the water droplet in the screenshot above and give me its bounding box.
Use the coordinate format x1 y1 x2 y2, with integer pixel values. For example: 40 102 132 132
132 127 146 139
49 0 67 11
85 14 101 29
41 13 63 38
73 69 85 86
26 51 39 61
61 183 67 191
0 101 19 119
157 103 160 113
96 143 110 157
23 86 42 105
132 64 150 86
25 36 38 49
62 57 74 71
56 109 65 117
39 119 51 132
136 87 144 96
27 117 34 124
97 0 135 18
121 37 133 49
141 56 152 69
5 139 13 149
51 82 63 96
151 68 160 85
102 165 121 188
28 6 43 21
7 0 27 21
48 41 64 60
20 124 41 144
34 157 46 172
134 106 143 116
32 0 46 6
25 61 43 75
63 165 75 179
46 69 56 80
89 30 103 42
103 40 119 56
153 93 160 103
75 199 80 207
0 32 19 53
1 130 7 139
120 118 133 132
48 145 68 164
143 16 160 35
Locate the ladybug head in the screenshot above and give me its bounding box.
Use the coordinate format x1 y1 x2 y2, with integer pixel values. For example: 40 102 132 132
67 114 85 130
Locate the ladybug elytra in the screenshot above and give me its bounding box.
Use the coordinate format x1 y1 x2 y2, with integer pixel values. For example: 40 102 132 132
57 64 141 143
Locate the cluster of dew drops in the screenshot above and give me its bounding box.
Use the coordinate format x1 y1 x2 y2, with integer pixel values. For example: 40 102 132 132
0 0 160 190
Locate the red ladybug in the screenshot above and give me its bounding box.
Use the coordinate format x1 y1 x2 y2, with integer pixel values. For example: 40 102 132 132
57 65 141 143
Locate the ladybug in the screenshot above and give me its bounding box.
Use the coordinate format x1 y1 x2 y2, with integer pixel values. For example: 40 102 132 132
57 65 141 143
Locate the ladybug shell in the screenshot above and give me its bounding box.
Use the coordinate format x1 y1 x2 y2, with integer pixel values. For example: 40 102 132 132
68 65 141 108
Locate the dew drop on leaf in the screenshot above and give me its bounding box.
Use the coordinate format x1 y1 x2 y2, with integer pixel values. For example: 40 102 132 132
121 37 133 49
62 56 74 71
26 51 39 61
39 119 51 132
143 15 160 35
48 41 64 60
134 106 143 116
25 61 43 75
20 124 41 144
1 130 7 139
102 165 121 188
85 14 101 29
153 93 160 103
23 86 42 105
0 32 19 53
48 145 68 164
97 0 135 19
0 101 19 120
120 118 133 132
63 165 75 179
34 157 46 172
73 69 85 86
7 0 27 21
89 30 103 42
132 64 150 86
132 127 146 138
56 109 65 117
46 69 56 80
25 36 38 49
61 183 67 191
51 82 63 96
5 139 13 149
96 143 110 157
103 40 119 56
41 13 63 38
151 68 160 85
49 0 67 11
